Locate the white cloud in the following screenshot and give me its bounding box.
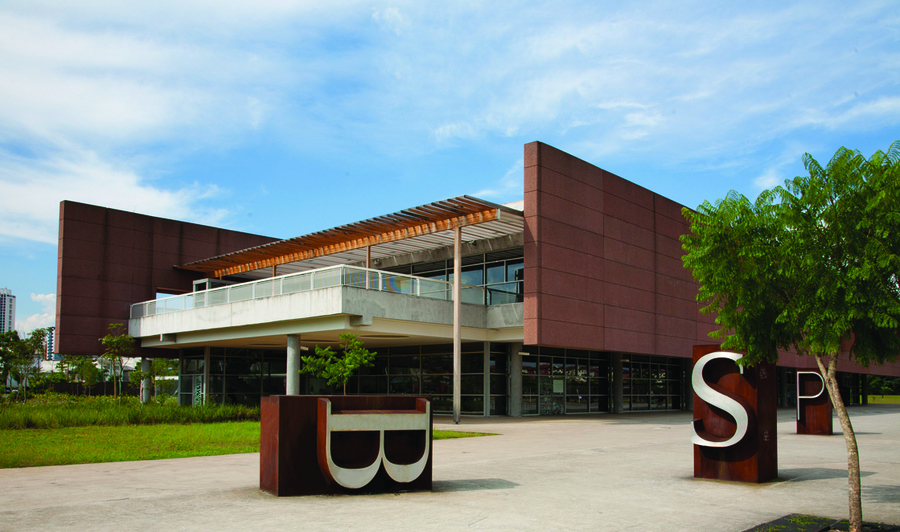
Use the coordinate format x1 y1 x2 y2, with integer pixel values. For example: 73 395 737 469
432 122 478 145
0 0 898 248
16 293 55 335
474 159 523 200
0 150 227 244
372 7 408 35
753 168 781 190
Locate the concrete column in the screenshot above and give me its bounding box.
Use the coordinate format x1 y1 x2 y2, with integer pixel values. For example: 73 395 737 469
483 342 490 416
452 226 461 424
286 335 302 395
140 357 151 404
683 358 694 411
612 353 623 414
509 343 524 417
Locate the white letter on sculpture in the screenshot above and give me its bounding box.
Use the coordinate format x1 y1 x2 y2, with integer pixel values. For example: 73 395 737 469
691 351 750 448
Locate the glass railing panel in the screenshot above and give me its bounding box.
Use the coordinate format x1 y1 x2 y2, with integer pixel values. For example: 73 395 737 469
486 282 523 305
343 268 367 289
311 268 341 290
461 286 485 305
382 273 412 294
208 288 229 306
229 284 252 302
282 273 309 294
131 264 500 318
418 278 450 300
254 280 275 299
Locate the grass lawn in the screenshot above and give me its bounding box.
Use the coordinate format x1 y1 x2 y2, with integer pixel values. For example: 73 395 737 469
0 423 492 468
868 395 900 404
0 422 261 468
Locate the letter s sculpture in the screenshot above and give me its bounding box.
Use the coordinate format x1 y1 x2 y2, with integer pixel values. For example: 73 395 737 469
691 351 749 448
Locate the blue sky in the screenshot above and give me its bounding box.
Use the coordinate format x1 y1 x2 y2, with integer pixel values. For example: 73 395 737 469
1 0 898 336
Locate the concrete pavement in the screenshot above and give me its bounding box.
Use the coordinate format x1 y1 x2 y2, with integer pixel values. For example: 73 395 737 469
1 405 898 531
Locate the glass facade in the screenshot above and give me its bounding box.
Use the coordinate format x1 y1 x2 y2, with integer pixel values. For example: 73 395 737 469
179 347 287 406
520 346 610 415
179 342 508 415
620 354 684 412
178 343 687 416
382 247 524 305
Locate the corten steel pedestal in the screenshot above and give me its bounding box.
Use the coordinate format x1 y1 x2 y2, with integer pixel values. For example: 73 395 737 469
797 371 833 435
260 395 433 496
692 345 777 483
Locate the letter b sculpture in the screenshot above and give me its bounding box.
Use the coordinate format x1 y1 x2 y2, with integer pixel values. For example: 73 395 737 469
260 395 433 496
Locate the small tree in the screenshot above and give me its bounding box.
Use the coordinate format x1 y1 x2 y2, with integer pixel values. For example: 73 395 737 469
73 355 100 395
300 333 376 395
1 328 48 403
99 323 135 398
0 330 20 391
681 141 900 532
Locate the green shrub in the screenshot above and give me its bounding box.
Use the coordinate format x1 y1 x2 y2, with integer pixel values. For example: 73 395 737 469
0 393 260 429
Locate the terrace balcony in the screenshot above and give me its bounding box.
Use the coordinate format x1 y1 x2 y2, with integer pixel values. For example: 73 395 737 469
128 265 524 349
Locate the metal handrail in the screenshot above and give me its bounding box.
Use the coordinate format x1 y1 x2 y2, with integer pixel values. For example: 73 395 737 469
130 265 485 318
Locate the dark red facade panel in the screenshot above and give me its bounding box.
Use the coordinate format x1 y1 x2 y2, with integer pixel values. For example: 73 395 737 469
55 201 277 357
524 141 718 358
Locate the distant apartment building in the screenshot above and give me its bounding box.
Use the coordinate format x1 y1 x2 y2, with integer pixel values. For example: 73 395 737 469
0 288 15 334
45 326 55 359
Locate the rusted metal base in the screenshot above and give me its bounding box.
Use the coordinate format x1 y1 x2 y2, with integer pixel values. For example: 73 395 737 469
797 371 833 435
260 395 433 496
692 345 777 483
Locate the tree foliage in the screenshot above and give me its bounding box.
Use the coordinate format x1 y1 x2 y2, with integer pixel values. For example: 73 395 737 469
0 328 48 402
99 324 135 398
681 140 900 532
300 333 376 395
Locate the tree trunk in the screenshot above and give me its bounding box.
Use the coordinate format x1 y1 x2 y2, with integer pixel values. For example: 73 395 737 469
815 353 863 532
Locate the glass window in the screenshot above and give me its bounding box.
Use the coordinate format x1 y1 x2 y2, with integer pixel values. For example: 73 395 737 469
552 360 564 376
431 396 452 413
422 354 452 374
489 374 507 395
522 396 538 415
359 376 388 394
181 358 204 374
422 374 451 395
490 353 507 374
461 353 483 374
522 355 538 375
591 378 609 395
262 376 285 394
567 395 588 413
506 260 524 282
490 396 507 416
209 356 226 374
486 262 505 284
461 374 484 394
389 355 420 375
461 265 484 286
461 395 484 414
389 375 419 394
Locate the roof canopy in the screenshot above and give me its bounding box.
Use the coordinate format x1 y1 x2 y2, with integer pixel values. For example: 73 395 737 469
179 196 524 279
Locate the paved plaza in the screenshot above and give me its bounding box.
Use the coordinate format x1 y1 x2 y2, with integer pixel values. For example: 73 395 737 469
1 405 898 532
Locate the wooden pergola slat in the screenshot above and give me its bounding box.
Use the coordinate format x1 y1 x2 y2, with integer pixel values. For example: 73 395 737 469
178 196 522 278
